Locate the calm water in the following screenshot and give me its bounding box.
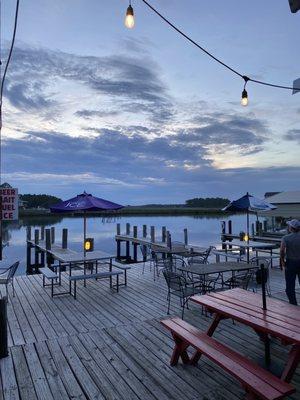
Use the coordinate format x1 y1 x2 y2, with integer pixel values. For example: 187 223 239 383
2 213 265 275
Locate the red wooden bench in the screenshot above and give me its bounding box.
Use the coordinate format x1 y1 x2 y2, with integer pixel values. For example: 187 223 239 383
161 317 295 400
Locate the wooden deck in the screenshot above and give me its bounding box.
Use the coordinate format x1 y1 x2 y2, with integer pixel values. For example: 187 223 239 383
1 263 300 400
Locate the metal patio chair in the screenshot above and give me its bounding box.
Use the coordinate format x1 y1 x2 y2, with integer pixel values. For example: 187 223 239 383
187 245 215 265
249 256 271 296
0 261 20 298
140 244 155 274
162 269 203 319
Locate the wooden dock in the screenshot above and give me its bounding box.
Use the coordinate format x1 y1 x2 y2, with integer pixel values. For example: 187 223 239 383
0 263 299 400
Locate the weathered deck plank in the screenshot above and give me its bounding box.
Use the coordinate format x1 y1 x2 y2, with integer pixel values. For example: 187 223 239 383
0 262 299 400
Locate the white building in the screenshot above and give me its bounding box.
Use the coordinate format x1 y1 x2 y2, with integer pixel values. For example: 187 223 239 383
264 191 300 218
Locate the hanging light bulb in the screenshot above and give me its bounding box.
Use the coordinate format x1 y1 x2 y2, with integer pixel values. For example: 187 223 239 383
241 89 248 106
241 76 249 106
125 2 135 29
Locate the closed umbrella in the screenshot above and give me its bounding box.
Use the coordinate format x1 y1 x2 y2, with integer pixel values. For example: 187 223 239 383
50 191 123 255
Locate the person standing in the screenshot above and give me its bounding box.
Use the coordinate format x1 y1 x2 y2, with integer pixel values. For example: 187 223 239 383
280 219 300 305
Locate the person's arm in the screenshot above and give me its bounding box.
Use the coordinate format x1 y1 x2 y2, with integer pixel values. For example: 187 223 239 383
280 240 286 269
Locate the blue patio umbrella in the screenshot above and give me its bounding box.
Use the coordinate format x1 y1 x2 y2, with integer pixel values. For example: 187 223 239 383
50 192 123 255
222 192 277 245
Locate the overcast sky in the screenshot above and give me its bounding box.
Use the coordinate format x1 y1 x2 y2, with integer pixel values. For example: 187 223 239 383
1 0 299 204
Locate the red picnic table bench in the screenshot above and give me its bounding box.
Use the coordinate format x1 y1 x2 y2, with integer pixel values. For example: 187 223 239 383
161 288 300 400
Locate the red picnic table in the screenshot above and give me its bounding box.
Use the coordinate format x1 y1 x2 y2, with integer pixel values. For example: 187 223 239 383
191 288 300 383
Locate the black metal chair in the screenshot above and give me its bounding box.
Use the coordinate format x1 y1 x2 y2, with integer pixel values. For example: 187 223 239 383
162 269 203 319
187 245 215 265
223 268 255 290
249 257 271 296
0 261 20 298
139 244 154 274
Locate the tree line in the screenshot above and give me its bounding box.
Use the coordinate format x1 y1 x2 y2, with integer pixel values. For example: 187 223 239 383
20 194 61 209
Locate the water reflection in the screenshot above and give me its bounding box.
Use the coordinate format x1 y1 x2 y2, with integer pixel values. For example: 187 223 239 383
1 213 264 276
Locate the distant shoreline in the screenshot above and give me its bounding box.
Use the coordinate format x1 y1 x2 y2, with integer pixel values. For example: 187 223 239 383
19 206 227 217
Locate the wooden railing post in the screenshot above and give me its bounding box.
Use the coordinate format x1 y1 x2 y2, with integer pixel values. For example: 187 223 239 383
184 228 188 245
62 228 68 249
116 224 121 260
133 226 138 262
126 223 130 261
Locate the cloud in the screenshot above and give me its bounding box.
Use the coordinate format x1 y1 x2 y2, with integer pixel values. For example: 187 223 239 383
75 109 120 119
174 114 268 155
5 46 173 124
284 129 300 144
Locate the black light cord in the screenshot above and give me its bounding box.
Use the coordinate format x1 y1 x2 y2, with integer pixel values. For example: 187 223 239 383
0 0 20 186
0 0 20 118
141 0 300 92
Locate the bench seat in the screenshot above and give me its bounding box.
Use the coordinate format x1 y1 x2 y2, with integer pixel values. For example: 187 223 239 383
161 317 295 400
69 271 123 299
112 261 131 286
39 267 58 279
39 267 59 297
213 250 243 262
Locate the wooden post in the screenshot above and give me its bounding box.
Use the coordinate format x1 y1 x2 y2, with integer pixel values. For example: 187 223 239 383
150 226 155 243
45 229 52 267
259 222 263 236
116 224 121 260
255 220 260 235
26 226 32 241
221 221 226 250
184 228 188 245
126 223 130 261
142 225 147 262
263 220 267 233
34 229 39 273
26 227 32 274
162 226 166 243
62 229 68 249
45 229 51 250
228 220 232 250
40 226 45 241
167 231 172 249
251 223 255 237
133 226 138 262
143 225 147 238
51 227 55 244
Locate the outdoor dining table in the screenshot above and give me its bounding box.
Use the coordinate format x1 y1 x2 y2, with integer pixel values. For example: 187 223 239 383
49 249 116 289
177 261 256 292
223 240 279 264
191 288 300 382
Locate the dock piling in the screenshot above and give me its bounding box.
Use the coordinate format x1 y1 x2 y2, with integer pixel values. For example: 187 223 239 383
184 228 188 245
142 225 147 262
34 229 40 273
116 224 121 260
162 226 166 243
62 229 68 249
133 226 138 262
50 227 55 244
126 223 131 261
150 226 155 243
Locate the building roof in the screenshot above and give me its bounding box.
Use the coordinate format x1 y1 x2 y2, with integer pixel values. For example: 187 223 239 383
264 191 281 198
266 191 300 204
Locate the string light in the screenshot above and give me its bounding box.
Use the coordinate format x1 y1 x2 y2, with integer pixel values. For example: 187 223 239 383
136 0 300 104
125 1 135 29
241 76 249 106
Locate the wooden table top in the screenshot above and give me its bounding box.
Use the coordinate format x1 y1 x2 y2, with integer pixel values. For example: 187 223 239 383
50 250 115 263
191 288 300 344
